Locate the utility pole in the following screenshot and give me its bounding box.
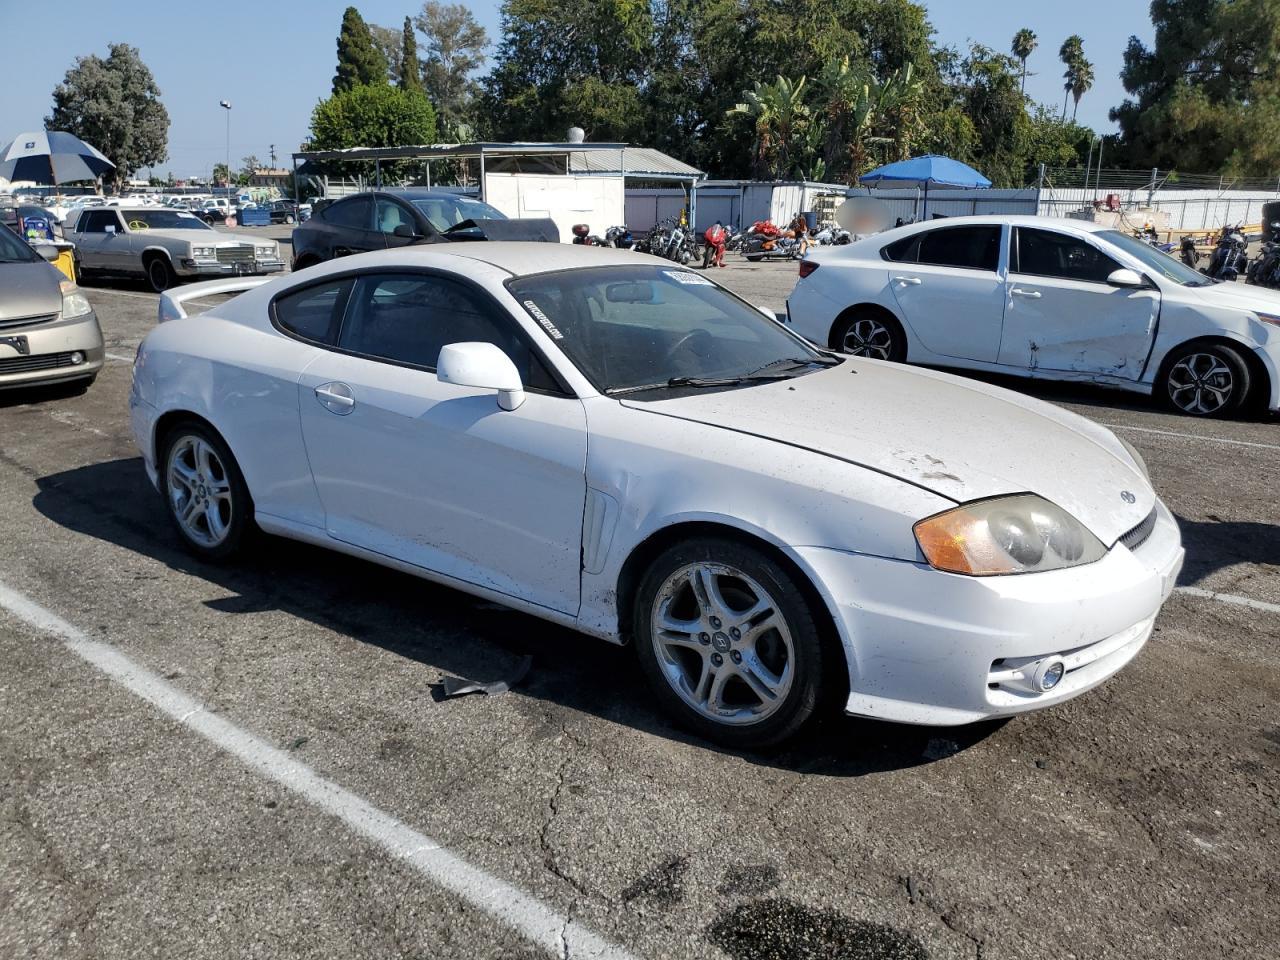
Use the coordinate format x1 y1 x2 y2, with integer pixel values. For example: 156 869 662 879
219 100 232 196
269 144 277 167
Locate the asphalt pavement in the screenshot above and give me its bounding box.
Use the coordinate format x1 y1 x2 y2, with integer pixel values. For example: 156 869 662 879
0 254 1277 960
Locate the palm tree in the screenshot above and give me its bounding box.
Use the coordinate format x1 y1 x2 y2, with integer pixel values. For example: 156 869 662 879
1011 28 1037 94
1071 57 1095 121
816 57 921 181
1059 35 1084 118
727 76 811 180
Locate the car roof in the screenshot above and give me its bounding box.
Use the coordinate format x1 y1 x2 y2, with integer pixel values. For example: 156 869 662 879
378 188 491 201
888 214 1111 234
352 241 672 277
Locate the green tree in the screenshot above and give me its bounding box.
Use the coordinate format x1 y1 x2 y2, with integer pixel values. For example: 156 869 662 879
309 82 437 151
46 43 169 190
211 162 230 186
727 76 812 179
333 7 387 95
369 23 402 84
1111 0 1280 175
238 154 261 186
399 17 423 93
1070 56 1094 121
1011 28 1037 93
417 1 488 132
1059 34 1083 118
814 57 922 180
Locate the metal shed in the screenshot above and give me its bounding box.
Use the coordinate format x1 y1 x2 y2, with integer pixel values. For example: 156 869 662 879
291 142 704 243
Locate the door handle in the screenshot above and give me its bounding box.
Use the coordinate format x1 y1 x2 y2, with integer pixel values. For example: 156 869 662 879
1011 288 1042 298
315 382 355 414
892 276 922 285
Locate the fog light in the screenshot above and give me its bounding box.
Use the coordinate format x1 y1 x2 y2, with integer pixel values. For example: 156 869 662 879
1034 658 1066 692
70 351 85 365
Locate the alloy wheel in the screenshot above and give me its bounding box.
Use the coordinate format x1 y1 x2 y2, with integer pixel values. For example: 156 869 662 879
842 317 894 359
166 435 234 547
1168 352 1234 415
649 562 795 726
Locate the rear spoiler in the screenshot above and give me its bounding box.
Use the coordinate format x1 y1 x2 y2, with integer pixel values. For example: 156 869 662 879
158 277 273 323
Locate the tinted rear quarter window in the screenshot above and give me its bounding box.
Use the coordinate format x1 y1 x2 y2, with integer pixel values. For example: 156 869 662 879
273 279 350 343
322 197 372 230
882 233 921 263
917 225 1001 271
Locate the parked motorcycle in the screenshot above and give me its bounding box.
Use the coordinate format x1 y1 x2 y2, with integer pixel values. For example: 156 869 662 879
603 225 634 249
1247 224 1280 285
1179 235 1201 269
813 225 851 245
643 216 697 264
742 220 803 261
1207 224 1248 281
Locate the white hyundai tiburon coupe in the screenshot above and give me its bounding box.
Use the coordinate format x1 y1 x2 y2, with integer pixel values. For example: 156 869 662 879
131 243 1184 747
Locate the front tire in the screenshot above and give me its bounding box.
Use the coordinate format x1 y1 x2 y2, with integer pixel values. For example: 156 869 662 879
633 537 831 749
832 309 907 361
146 255 176 293
159 422 253 560
1159 343 1251 417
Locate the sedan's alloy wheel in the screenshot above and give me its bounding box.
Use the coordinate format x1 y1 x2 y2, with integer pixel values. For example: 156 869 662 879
166 435 234 547
650 562 795 725
1167 352 1234 415
842 317 894 360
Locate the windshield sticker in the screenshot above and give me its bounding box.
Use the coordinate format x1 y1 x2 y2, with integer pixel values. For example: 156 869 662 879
663 270 714 286
524 300 564 339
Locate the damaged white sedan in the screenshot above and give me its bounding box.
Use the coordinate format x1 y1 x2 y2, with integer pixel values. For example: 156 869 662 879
787 215 1280 418
130 243 1184 747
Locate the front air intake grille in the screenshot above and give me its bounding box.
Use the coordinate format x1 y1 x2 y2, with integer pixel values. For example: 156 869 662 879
0 313 57 330
216 245 255 264
0 351 76 374
1118 508 1157 551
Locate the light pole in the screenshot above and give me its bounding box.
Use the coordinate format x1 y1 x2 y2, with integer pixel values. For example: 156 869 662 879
219 100 232 197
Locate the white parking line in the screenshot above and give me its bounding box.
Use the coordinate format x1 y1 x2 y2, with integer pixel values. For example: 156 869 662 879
0 580 635 960
105 352 134 363
1176 586 1280 615
1102 423 1280 452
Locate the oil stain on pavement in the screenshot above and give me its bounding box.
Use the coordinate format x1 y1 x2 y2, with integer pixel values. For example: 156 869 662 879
707 898 928 960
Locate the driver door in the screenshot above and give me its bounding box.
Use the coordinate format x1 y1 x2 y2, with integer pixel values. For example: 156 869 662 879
295 270 588 615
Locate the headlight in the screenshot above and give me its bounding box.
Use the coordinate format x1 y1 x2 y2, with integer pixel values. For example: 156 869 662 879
59 280 92 320
255 244 276 258
1117 436 1149 481
914 494 1106 576
191 246 215 258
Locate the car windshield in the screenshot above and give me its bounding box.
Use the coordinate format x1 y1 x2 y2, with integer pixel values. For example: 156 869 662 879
410 196 507 232
0 223 38 262
1099 230 1211 285
508 264 833 394
121 210 213 230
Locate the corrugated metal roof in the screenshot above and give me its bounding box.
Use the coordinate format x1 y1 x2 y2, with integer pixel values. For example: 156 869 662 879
568 147 702 179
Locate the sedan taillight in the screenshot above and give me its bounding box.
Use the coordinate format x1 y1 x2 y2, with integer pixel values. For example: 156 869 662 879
798 261 819 278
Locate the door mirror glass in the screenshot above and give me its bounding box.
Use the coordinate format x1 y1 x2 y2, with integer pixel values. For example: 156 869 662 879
1107 268 1146 288
437 341 526 410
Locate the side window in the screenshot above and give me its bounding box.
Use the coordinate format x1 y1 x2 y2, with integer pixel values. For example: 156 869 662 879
1014 228 1121 284
80 210 117 233
376 199 417 235
881 233 921 263
322 196 372 230
917 225 1001 271
338 273 560 391
273 279 350 344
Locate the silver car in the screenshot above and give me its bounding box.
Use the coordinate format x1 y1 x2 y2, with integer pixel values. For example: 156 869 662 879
67 207 285 292
0 224 104 391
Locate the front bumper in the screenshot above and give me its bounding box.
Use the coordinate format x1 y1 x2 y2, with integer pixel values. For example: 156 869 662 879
799 498 1185 726
177 258 286 278
0 310 105 389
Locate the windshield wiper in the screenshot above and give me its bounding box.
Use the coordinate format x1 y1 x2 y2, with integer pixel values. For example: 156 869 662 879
609 355 841 396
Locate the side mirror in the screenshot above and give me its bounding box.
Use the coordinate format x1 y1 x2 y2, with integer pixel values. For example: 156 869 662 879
34 244 59 262
104 225 116 235
392 223 420 240
437 341 525 411
1107 268 1146 288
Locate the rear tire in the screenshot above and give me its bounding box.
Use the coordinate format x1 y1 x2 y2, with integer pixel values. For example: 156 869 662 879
832 309 907 362
633 537 831 749
1158 342 1251 418
159 421 254 561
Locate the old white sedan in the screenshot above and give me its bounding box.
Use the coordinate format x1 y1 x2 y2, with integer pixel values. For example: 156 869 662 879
130 243 1184 747
787 215 1280 418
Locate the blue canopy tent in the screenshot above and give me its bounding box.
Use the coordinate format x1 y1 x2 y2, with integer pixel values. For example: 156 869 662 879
858 155 991 220
0 130 115 186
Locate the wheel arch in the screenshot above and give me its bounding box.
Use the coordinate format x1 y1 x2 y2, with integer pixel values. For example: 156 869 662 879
141 245 175 265
1152 334 1273 408
614 520 849 698
827 302 907 354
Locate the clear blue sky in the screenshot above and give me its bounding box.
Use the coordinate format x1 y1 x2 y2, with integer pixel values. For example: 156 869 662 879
0 0 1154 180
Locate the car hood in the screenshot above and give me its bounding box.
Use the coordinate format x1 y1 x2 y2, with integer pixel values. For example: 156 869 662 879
1183 279 1280 313
621 360 1153 545
137 229 270 246
0 260 63 321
